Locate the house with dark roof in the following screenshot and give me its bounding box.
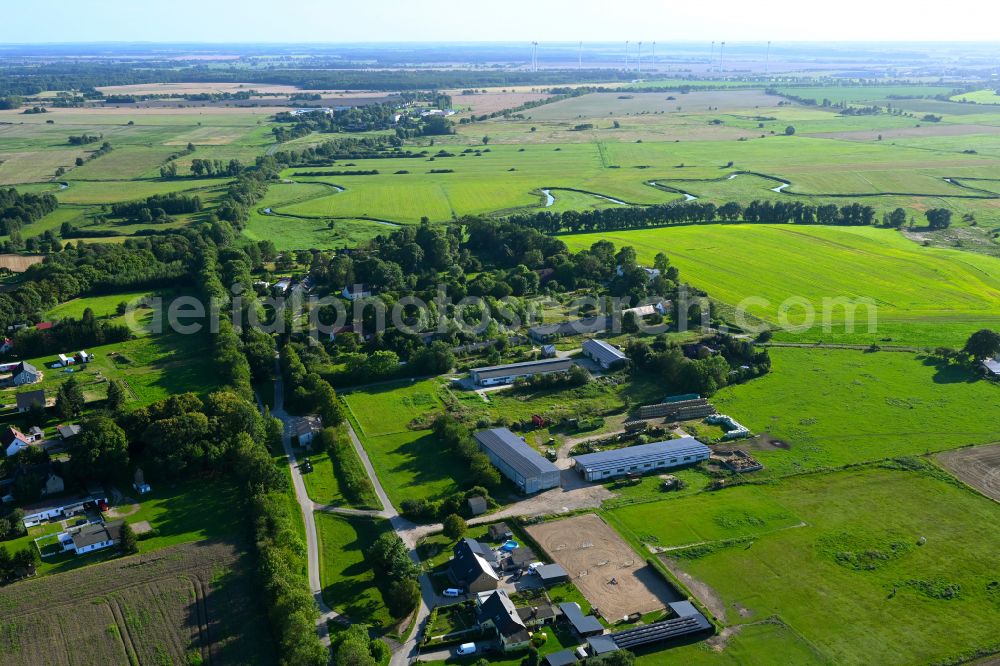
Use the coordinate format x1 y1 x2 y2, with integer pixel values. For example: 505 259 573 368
476 590 531 652
517 603 558 628
559 602 604 637
474 428 561 494
587 635 619 656
11 362 42 387
449 538 500 593
504 545 537 572
70 521 123 555
16 389 45 412
544 650 578 666
469 357 574 387
607 601 712 650
528 316 610 343
295 415 322 448
581 339 628 370
535 563 569 586
488 522 513 542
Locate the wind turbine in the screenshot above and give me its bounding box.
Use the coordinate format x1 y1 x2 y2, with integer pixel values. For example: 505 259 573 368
578 41 583 69
625 40 630 71
651 41 656 68
709 41 715 72
532 41 539 72
765 40 771 76
719 41 726 73
637 42 643 74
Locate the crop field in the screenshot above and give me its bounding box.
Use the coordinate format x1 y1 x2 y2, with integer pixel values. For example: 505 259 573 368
561 225 1000 345
936 443 1000 502
775 85 957 105
315 513 395 628
624 467 1000 665
709 348 1000 475
950 89 1000 105
0 539 274 666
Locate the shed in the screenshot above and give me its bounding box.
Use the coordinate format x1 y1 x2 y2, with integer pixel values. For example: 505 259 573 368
587 636 619 656
559 602 604 637
581 339 628 370
535 563 569 586
488 522 513 541
467 495 488 516
544 650 578 666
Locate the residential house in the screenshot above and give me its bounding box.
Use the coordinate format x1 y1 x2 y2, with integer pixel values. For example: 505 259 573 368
476 590 531 652
70 521 123 555
12 363 42 387
504 546 537 572
517 603 559 628
272 279 292 296
448 538 500 593
341 284 373 301
295 416 323 448
2 426 31 457
41 472 65 496
21 494 97 527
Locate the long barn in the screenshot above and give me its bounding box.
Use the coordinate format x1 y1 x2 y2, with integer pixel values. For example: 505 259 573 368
474 428 561 494
573 437 710 482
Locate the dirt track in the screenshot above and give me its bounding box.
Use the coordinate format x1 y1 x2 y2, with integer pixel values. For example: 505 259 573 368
938 443 1000 502
526 514 679 620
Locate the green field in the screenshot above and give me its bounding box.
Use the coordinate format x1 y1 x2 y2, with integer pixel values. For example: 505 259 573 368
709 347 1000 475
611 467 1000 665
950 89 1000 105
561 225 1000 346
315 512 395 627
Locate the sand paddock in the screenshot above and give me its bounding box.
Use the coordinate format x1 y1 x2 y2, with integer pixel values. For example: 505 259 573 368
526 513 678 619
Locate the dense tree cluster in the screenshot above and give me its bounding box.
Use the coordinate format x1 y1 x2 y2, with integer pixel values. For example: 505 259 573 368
0 187 59 237
111 193 203 219
505 197 878 234
366 532 421 617
190 158 243 177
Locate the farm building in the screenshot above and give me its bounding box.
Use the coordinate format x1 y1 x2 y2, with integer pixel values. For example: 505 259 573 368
474 428 561 494
69 520 123 555
11 362 42 386
295 415 322 448
608 601 712 650
983 356 1000 378
582 339 628 370
636 396 715 421
449 538 500 593
535 563 569 586
2 426 32 457
476 590 531 652
58 424 81 440
559 602 604 637
587 636 619 656
469 358 574 387
544 650 578 666
528 316 610 343
573 437 711 482
15 389 45 413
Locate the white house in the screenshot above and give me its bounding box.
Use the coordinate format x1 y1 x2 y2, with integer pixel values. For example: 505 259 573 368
295 416 323 448
69 521 123 555
1 426 31 457
341 284 373 301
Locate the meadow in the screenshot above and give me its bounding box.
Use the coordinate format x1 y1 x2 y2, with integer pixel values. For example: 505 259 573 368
315 512 395 628
561 224 1000 346
710 347 1000 475
610 466 1000 666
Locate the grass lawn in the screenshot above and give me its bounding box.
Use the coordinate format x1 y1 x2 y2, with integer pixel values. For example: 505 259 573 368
614 466 1000 665
300 449 348 507
711 347 1000 476
44 289 163 321
123 478 244 553
561 225 1000 346
315 512 395 629
344 378 445 438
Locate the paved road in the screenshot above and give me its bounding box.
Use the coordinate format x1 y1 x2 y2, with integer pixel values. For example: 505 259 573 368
268 357 341 646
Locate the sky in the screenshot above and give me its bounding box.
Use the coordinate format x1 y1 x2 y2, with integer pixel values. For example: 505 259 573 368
7 0 1000 43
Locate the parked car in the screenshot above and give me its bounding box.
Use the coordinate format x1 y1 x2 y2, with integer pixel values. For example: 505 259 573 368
443 588 463 597
456 643 477 656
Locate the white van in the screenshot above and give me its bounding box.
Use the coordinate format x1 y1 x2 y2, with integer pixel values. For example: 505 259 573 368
443 588 463 597
456 643 477 656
